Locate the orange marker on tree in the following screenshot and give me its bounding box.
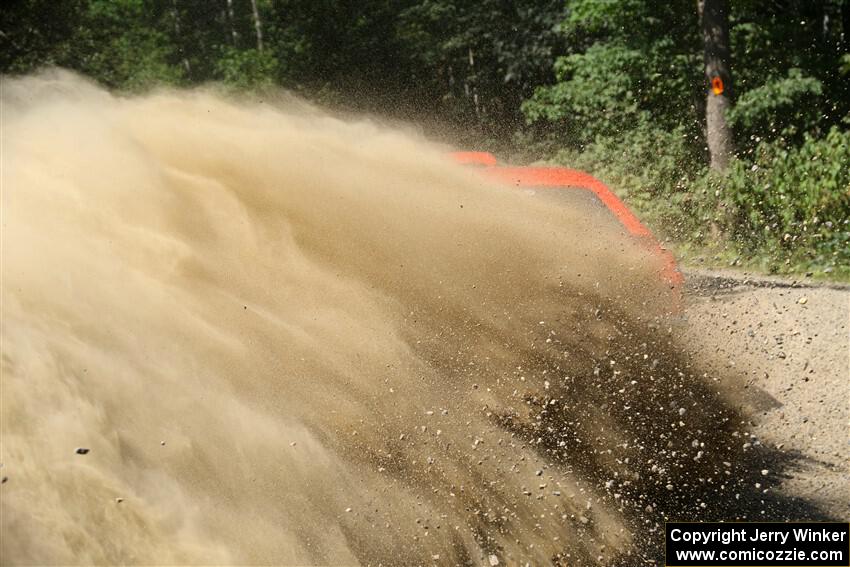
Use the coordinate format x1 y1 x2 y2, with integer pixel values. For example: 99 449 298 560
711 76 724 95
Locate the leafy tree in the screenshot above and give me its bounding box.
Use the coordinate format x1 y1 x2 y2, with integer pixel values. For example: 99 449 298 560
0 0 87 72
523 0 702 148
215 47 278 89
73 0 185 90
2 0 848 274
397 0 567 134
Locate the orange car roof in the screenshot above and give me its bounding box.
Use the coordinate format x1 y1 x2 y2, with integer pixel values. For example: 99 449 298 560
448 151 498 166
448 152 684 291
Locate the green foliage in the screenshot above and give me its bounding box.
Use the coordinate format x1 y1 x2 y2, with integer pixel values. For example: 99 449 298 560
76 30 184 91
550 124 705 240
524 44 649 144
1 0 186 91
2 0 849 278
0 0 87 72
215 47 278 90
524 40 700 145
525 0 849 277
553 124 850 277
728 69 824 146
567 0 646 33
397 0 567 132
719 127 850 274
523 0 701 148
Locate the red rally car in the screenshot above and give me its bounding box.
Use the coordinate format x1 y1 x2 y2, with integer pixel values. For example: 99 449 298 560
450 151 684 311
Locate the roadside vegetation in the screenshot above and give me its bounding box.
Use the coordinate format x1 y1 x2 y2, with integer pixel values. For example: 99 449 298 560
3 0 848 278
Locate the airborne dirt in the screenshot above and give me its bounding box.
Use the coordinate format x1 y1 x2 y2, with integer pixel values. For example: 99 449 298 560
0 71 843 566
681 270 849 520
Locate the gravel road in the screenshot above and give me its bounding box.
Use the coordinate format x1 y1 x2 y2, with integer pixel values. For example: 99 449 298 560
681 268 849 519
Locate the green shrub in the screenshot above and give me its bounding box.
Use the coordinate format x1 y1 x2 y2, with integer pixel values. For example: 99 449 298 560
727 68 824 150
548 124 705 240
719 126 850 274
548 124 849 278
74 0 185 91
523 43 650 145
523 40 699 148
215 47 279 90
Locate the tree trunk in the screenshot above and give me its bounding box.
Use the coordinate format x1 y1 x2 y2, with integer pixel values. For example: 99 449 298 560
225 0 238 45
171 0 191 75
699 0 734 171
250 0 264 51
842 0 850 50
468 47 481 119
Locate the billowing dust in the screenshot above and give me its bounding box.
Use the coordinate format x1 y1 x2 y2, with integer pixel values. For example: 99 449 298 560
2 71 754 565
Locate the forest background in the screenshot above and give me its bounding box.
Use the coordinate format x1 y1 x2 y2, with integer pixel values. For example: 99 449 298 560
3 0 849 277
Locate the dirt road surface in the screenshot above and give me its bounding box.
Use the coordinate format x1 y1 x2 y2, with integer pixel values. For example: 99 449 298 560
681 269 849 519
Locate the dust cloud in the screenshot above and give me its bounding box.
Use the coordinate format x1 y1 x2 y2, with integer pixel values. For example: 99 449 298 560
2 70 752 565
